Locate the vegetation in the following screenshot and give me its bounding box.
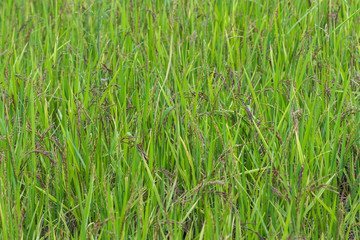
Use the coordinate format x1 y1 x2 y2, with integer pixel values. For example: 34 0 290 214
1 0 360 239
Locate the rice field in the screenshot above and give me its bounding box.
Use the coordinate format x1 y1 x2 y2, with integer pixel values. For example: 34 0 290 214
1 0 360 239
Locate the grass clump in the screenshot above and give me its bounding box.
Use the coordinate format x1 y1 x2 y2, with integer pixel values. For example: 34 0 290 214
1 0 360 239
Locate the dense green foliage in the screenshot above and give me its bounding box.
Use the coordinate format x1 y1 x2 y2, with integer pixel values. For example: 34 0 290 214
1 0 360 239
